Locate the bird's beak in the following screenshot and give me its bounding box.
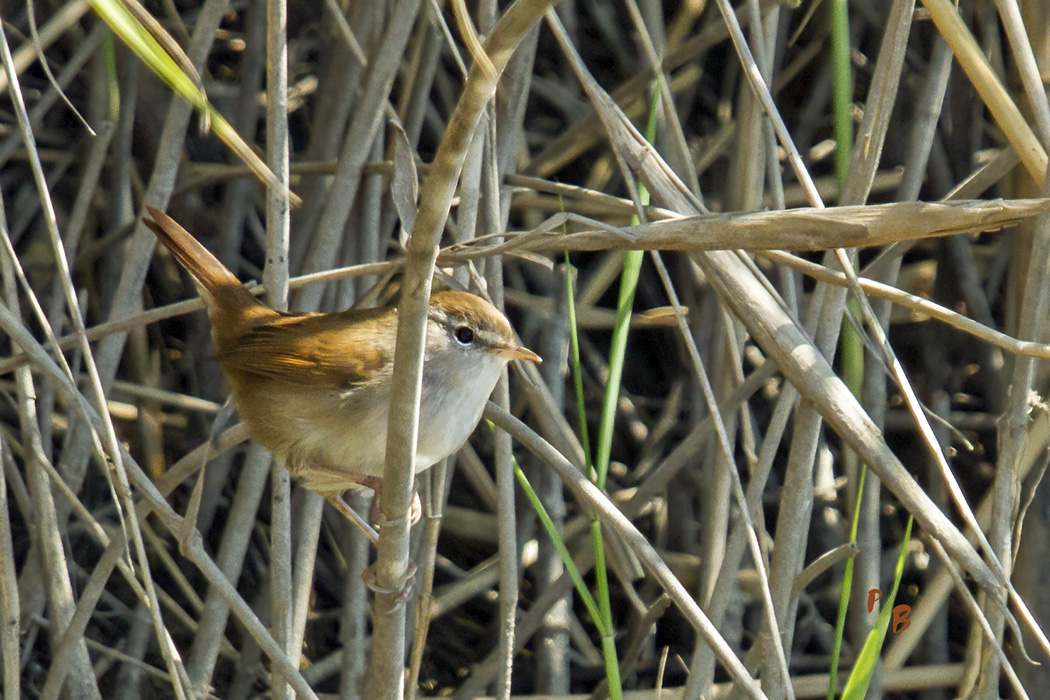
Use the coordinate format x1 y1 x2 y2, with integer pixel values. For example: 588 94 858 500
499 345 542 363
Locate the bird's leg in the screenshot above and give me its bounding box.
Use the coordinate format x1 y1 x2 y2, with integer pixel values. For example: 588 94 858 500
353 476 421 603
326 494 379 545
324 491 416 602
307 466 421 600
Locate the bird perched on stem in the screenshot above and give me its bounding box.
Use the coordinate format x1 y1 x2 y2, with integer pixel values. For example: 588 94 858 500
143 206 539 545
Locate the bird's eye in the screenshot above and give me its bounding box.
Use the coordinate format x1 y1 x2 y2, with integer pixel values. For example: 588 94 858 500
454 326 475 345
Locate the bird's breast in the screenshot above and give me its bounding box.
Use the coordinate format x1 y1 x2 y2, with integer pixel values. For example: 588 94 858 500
225 351 504 481
415 353 505 466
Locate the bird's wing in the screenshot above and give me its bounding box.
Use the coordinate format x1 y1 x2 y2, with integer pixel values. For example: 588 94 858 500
215 307 395 388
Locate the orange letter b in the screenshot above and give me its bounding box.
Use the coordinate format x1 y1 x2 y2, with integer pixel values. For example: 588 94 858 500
893 605 911 633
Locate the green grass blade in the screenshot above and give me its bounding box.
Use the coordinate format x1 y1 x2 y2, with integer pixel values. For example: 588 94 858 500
592 81 658 489
839 515 913 700
593 250 643 491
829 0 863 688
88 0 299 204
831 0 853 194
826 465 866 700
828 298 866 699
512 459 604 628
590 83 660 700
564 250 593 477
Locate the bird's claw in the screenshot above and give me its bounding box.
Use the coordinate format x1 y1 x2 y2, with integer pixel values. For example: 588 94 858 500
369 490 422 529
362 559 418 604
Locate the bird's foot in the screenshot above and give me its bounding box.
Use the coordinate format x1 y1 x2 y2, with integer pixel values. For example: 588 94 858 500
362 478 422 529
362 559 418 604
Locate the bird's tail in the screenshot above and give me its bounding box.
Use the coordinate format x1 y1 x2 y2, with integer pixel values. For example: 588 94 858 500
143 205 272 345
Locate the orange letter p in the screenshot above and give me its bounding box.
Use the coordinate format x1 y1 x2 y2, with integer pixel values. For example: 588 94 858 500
867 589 882 613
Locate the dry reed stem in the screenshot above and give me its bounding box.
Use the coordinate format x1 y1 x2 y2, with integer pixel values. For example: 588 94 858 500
447 199 1050 254
375 2 558 698
922 0 1048 184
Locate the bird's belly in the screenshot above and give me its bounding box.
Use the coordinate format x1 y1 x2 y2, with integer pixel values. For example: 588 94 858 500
230 377 474 483
293 388 393 478
228 378 379 478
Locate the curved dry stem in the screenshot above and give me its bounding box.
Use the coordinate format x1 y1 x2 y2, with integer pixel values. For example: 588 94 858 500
374 2 559 698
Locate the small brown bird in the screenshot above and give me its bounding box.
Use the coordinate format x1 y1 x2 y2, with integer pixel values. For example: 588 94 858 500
143 206 540 542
